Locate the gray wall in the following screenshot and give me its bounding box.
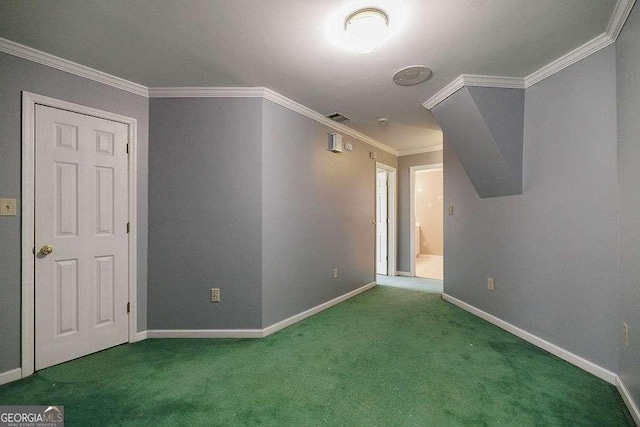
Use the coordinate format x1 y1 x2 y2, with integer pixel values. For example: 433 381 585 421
0 52 149 374
616 3 640 406
432 88 523 198
397 152 443 273
261 99 381 326
148 98 263 329
443 46 619 371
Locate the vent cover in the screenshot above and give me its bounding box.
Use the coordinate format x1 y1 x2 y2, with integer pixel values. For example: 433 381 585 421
326 112 351 123
393 66 432 86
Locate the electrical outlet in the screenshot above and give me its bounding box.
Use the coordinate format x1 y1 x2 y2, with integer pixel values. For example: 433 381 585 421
448 205 454 215
0 198 17 216
487 278 494 291
211 288 220 303
333 268 338 279
623 322 628 347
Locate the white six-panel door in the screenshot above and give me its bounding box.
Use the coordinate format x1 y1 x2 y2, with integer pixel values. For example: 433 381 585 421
376 171 388 275
35 105 129 370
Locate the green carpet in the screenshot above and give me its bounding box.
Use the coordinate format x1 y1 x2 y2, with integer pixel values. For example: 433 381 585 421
0 287 633 426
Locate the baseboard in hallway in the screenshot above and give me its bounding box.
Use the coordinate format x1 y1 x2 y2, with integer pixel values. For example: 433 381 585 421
0 368 22 386
441 293 615 384
144 282 377 340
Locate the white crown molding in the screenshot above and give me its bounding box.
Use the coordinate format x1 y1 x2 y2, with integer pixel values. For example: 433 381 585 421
607 0 637 40
0 37 148 97
424 0 635 110
262 89 398 156
464 75 526 89
149 86 399 156
397 144 443 157
422 75 465 110
422 74 525 110
523 33 614 88
148 87 265 98
442 293 617 384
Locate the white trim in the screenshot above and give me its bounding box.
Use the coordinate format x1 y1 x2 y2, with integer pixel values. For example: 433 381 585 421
422 74 525 110
145 282 376 340
0 368 22 386
616 376 640 425
396 271 412 277
464 75 526 89
423 75 465 110
262 282 376 337
441 293 617 384
262 89 397 156
523 33 614 88
423 0 636 109
148 87 265 98
134 330 148 342
0 37 148 97
397 145 444 157
146 329 264 339
21 92 138 377
376 163 397 277
409 164 443 277
607 0 637 40
149 87 399 156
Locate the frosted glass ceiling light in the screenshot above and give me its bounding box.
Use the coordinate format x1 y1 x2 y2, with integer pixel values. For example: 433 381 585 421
344 8 389 53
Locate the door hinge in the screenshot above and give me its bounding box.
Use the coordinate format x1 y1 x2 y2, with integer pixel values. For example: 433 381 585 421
32 246 36 255
126 143 130 154
126 222 130 233
127 302 130 313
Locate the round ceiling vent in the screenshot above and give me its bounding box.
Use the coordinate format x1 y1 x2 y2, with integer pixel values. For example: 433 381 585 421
392 66 432 86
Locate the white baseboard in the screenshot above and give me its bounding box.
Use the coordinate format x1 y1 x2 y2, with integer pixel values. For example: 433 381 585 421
616 376 640 426
133 331 148 341
397 271 412 277
441 293 617 385
146 329 263 339
0 368 22 386
262 282 376 337
146 282 377 339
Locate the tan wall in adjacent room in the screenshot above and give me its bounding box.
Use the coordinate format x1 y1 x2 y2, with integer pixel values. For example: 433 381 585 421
415 170 443 256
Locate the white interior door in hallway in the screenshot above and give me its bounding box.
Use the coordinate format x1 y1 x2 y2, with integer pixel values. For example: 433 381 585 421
376 171 388 275
34 105 129 370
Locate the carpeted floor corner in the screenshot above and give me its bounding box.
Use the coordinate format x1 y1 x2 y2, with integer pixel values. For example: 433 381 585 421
0 286 634 426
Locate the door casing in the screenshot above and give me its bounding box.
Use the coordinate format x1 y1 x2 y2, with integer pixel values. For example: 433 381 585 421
375 162 397 277
409 163 443 277
21 92 139 377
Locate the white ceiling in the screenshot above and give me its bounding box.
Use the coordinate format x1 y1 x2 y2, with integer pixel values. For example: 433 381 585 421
0 0 617 152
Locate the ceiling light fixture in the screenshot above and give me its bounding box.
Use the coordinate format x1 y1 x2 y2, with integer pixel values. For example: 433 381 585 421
326 2 406 54
344 8 389 53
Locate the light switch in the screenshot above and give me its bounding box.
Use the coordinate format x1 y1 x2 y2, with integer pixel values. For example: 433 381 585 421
0 198 17 216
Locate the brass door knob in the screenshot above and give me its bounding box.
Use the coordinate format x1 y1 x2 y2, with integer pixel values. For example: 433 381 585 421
39 245 54 256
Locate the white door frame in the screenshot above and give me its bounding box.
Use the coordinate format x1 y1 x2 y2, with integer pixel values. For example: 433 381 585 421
21 92 139 377
409 163 443 277
375 162 397 277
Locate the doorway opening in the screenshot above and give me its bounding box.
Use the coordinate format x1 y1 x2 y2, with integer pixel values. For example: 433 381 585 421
375 162 396 277
410 164 443 280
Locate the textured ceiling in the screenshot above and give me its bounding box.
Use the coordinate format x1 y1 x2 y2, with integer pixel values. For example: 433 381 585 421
0 0 617 152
